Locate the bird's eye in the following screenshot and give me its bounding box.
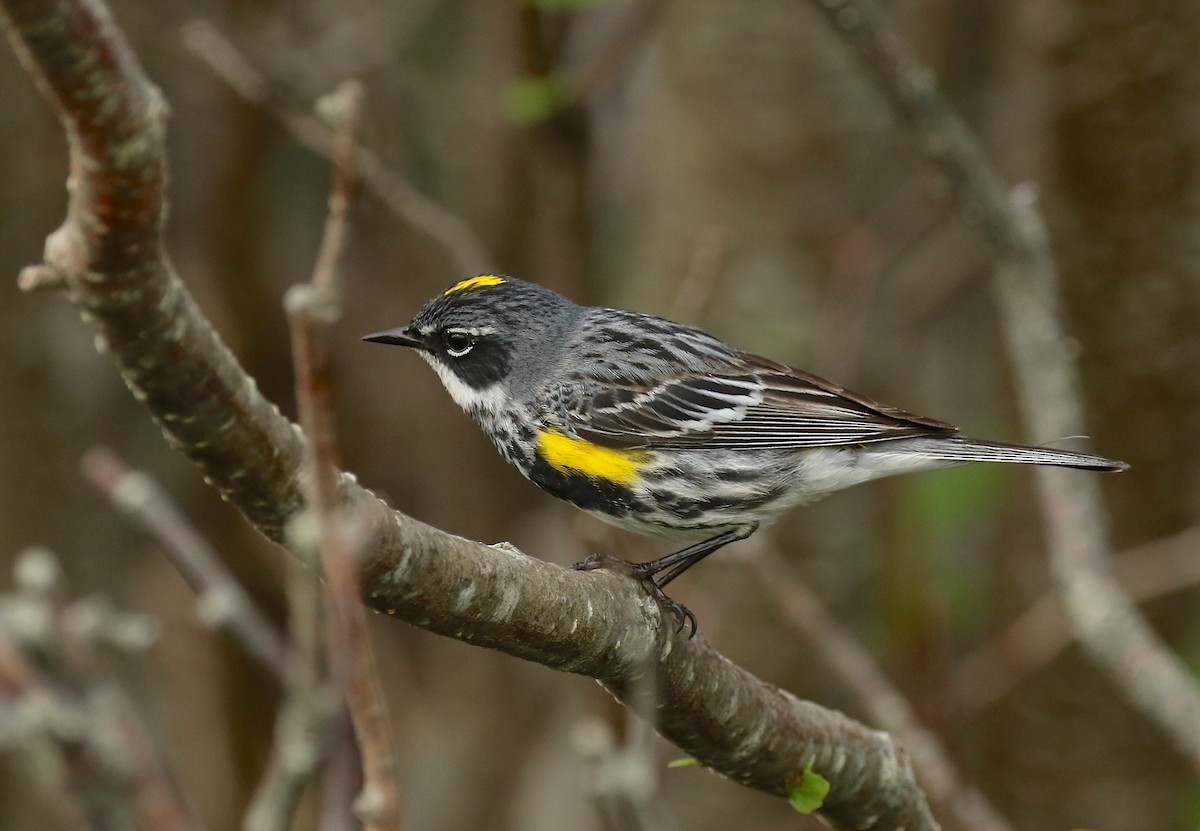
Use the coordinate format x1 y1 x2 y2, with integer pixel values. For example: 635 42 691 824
443 330 475 357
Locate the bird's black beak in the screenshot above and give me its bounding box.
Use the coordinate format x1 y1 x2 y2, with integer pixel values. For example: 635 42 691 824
362 325 430 351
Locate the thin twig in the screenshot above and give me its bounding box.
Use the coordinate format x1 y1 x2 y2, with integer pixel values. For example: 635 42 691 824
0 548 194 831
285 79 401 831
180 18 494 277
573 716 679 831
310 81 365 300
244 526 338 831
949 524 1200 720
749 546 1014 831
564 0 671 102
81 446 287 680
811 0 1200 773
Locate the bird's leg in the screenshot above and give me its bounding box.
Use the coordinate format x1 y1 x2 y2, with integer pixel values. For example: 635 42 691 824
641 523 758 588
572 524 758 637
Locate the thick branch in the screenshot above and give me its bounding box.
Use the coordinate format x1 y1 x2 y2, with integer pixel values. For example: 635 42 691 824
0 1 936 827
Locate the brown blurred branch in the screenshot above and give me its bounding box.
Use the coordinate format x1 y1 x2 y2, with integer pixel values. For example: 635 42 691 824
0 1 936 828
81 446 288 680
573 717 678 831
811 0 1200 773
0 548 193 831
950 524 1200 720
564 0 671 102
285 78 401 831
244 523 338 831
180 18 495 277
750 546 1014 831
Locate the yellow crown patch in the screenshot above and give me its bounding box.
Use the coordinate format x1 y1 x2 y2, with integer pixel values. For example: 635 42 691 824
444 275 506 296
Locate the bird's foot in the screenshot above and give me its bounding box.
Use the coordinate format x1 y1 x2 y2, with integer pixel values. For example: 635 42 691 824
571 553 698 637
571 551 623 573
632 561 698 637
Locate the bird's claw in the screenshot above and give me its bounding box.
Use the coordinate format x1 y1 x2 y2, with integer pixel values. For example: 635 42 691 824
571 554 699 638
631 562 698 638
572 552 618 572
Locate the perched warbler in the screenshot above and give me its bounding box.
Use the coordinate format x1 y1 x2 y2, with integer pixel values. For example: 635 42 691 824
365 274 1125 634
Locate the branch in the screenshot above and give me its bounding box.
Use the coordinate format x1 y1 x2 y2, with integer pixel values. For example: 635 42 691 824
244 525 338 831
0 1 936 827
81 446 288 680
0 548 193 831
949 525 1200 720
811 0 1200 772
180 19 495 277
285 78 401 830
751 546 1014 831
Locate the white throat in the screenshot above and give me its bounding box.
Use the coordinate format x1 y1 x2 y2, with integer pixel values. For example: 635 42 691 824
423 353 507 417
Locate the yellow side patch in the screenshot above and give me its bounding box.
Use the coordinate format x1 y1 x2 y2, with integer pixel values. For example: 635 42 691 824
444 275 506 296
537 430 650 485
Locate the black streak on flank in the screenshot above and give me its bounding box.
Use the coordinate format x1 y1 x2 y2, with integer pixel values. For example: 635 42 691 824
527 455 649 517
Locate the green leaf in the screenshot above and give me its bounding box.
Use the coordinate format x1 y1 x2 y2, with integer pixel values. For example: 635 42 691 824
785 763 830 814
667 757 699 768
502 75 566 125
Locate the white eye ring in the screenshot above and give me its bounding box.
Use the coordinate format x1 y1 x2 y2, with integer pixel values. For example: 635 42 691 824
444 330 475 357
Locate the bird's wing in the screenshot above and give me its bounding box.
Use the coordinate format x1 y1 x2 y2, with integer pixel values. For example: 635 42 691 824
560 353 958 450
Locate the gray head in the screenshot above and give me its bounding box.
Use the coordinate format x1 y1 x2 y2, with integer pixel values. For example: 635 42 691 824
363 275 581 414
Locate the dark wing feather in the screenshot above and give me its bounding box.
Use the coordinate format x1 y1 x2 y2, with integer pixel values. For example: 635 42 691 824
567 352 958 450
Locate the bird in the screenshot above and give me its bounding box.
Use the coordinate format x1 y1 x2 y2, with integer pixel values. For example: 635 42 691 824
364 274 1126 634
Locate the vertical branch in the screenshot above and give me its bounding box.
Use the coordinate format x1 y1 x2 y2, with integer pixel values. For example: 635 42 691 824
285 80 402 830
810 0 1200 771
244 528 337 831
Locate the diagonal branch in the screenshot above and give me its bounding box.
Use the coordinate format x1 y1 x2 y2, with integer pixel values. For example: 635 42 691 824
81 446 288 680
0 0 936 828
751 546 1014 831
180 19 495 277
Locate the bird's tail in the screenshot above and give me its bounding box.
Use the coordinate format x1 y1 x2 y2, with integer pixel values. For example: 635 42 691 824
904 436 1128 471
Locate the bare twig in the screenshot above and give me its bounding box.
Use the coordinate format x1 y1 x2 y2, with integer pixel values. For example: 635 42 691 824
180 18 494 277
750 546 1014 831
0 1 936 827
245 525 338 831
573 717 679 831
81 446 288 680
565 0 671 103
285 80 401 830
309 81 364 300
0 548 194 831
811 0 1200 772
950 524 1200 720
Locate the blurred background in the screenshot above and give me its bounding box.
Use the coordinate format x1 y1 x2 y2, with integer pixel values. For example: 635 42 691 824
1 0 1197 829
